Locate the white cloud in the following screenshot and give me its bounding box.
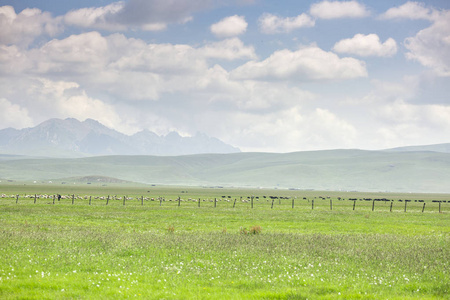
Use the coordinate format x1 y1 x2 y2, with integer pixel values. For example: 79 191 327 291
0 5 62 47
258 13 315 34
404 10 450 76
380 3 450 76
231 45 367 82
199 70 315 111
30 78 121 130
35 31 109 73
310 1 370 19
200 38 256 60
380 1 434 20
226 107 357 152
64 2 127 31
210 15 247 38
0 44 31 74
63 0 210 31
0 98 33 129
23 32 255 76
333 34 397 57
1 31 258 102
374 99 450 146
109 41 207 75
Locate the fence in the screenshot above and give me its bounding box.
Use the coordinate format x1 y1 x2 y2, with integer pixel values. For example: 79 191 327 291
1 193 447 213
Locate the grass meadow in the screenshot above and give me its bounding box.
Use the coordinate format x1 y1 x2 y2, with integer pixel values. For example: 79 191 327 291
0 184 449 299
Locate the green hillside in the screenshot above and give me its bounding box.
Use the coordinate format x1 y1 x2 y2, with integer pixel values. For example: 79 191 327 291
1 149 450 193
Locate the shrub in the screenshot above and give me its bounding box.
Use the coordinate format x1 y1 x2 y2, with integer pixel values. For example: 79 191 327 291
249 225 262 235
167 225 175 233
240 225 262 235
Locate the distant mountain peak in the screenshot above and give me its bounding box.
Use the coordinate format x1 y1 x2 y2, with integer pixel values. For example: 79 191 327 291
0 118 240 157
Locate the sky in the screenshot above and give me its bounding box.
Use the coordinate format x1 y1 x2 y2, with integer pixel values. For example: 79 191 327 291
0 0 449 152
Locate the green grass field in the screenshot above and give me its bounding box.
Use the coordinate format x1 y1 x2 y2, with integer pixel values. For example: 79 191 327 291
0 184 449 299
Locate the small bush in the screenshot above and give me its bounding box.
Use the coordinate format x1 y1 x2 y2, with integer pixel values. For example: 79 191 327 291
249 225 262 235
240 225 262 235
167 225 175 233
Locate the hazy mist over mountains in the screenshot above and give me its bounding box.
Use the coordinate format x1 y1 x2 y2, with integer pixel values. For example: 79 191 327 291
0 118 240 157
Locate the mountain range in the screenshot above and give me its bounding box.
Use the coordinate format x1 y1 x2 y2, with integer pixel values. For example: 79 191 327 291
0 118 240 157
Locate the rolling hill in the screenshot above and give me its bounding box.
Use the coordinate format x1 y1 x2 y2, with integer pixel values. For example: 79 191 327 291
1 149 449 193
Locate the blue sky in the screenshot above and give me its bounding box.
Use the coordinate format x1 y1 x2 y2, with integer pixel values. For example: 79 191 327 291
0 0 449 152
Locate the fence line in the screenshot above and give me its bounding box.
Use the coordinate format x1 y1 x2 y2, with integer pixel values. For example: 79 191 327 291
0 194 447 213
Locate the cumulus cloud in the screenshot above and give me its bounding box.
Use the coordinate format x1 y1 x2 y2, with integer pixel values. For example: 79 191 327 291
231 45 367 82
199 71 315 111
225 107 358 152
114 0 209 24
210 15 247 38
200 38 256 60
63 0 210 31
380 1 434 20
380 3 450 76
0 44 31 74
374 99 450 146
2 31 257 102
6 31 255 74
404 10 450 76
64 2 128 31
333 34 397 57
310 0 370 19
0 98 33 129
36 31 109 74
258 13 315 34
0 5 62 47
28 78 121 130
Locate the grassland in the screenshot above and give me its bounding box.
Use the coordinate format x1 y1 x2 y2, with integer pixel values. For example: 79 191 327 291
0 184 449 299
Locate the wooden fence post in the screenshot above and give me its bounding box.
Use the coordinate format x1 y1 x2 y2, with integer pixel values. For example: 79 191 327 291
251 196 254 209
160 197 162 206
16 194 19 204
233 198 236 208
106 195 110 205
141 196 144 206
53 195 55 205
404 200 407 212
330 199 332 210
292 198 295 209
72 194 74 205
214 198 217 208
422 202 426 212
178 196 181 207
123 196 126 206
198 198 201 207
372 199 375 211
34 194 37 204
390 201 393 212
439 201 441 213
353 200 356 211
271 199 274 209
312 199 314 210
